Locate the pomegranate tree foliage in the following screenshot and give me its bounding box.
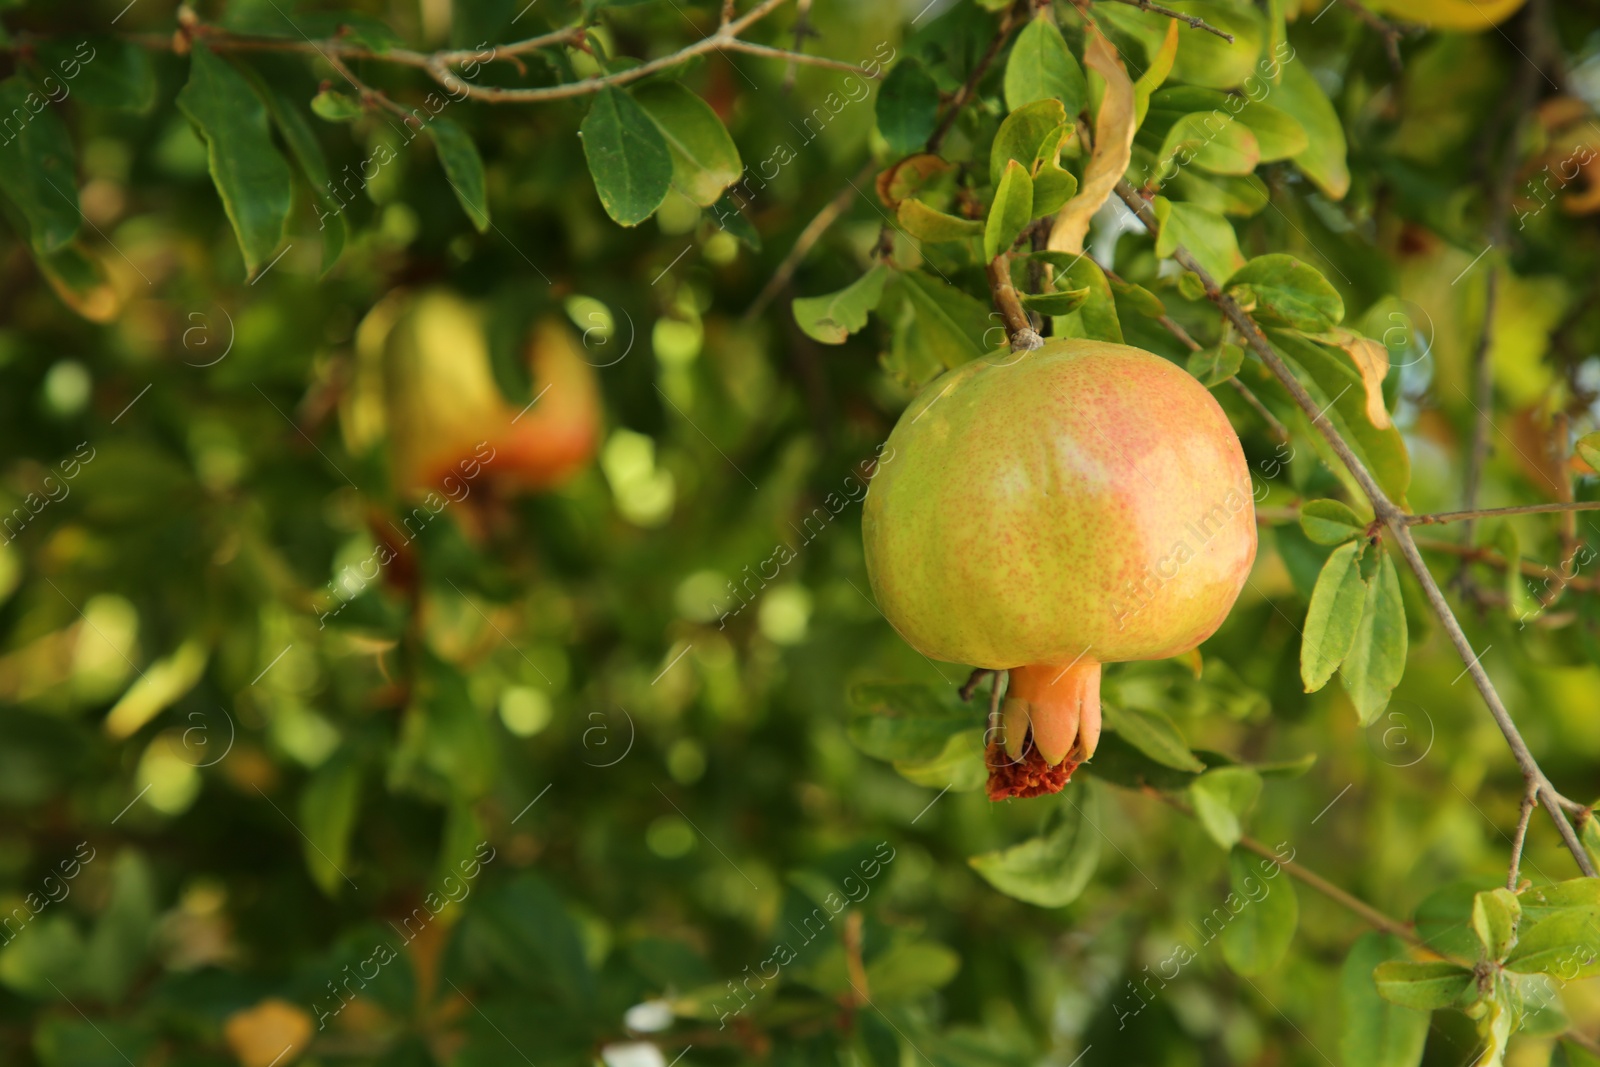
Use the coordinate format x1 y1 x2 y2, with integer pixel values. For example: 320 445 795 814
6 0 1600 1064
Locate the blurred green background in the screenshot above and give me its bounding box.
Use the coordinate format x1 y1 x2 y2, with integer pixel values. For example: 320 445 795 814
6 0 1600 1065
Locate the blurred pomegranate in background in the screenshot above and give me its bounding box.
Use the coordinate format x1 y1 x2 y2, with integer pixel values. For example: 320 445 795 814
345 290 601 498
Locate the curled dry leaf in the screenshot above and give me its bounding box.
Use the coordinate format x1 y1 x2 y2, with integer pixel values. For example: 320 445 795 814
1048 23 1136 255
1315 327 1392 430
876 154 952 210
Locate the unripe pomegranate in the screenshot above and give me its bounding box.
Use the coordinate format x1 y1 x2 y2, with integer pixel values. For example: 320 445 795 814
381 291 601 496
862 340 1256 800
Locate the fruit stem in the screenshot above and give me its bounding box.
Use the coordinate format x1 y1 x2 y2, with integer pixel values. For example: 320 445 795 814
985 254 1044 353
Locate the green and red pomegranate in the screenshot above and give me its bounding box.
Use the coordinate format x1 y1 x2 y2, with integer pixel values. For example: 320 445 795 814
863 339 1257 800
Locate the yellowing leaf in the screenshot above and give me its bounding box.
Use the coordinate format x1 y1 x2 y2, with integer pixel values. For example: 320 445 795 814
104 640 209 740
1133 19 1180 129
1048 25 1134 255
1369 0 1526 30
1316 327 1393 429
224 998 314 1067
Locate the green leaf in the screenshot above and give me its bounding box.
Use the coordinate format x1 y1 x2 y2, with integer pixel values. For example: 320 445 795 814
176 46 293 275
299 752 362 897
633 82 742 208
1153 197 1243 284
34 39 155 114
1167 3 1267 89
984 159 1033 261
1031 125 1078 216
1020 287 1090 316
245 72 347 275
1522 878 1600 921
1373 959 1475 1011
426 117 491 232
1168 171 1271 217
893 728 987 792
1472 887 1521 963
792 264 890 345
1107 273 1166 318
897 198 983 243
711 190 761 250
1133 20 1180 128
1299 499 1366 545
1341 932 1432 1067
1101 702 1205 772
0 915 85 998
864 940 962 1001
1003 15 1086 116
1219 847 1298 975
1187 342 1244 387
876 59 941 156
1156 111 1261 176
896 269 994 366
846 681 975 762
1228 254 1344 331
81 850 157 1003
1051 255 1122 343
1340 552 1407 726
580 86 673 226
990 99 1067 186
1577 432 1600 473
1274 59 1351 199
1235 99 1309 162
1300 541 1366 692
1189 766 1262 850
1494 523 1542 622
968 785 1102 907
1504 907 1600 979
0 76 81 254
311 89 364 122
1271 329 1412 507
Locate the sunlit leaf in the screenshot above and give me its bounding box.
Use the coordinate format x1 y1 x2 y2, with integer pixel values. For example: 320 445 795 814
792 265 890 344
969 785 1101 907
1301 540 1366 692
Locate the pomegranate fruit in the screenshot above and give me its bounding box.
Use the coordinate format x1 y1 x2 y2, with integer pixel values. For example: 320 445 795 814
380 291 601 496
862 339 1256 800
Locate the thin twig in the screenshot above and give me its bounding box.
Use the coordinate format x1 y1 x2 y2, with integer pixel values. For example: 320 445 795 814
1508 785 1539 891
1335 0 1405 76
959 668 994 702
123 0 806 105
1411 536 1600 593
1148 791 1436 954
1405 500 1600 526
1100 0 1235 41
722 39 878 76
783 0 817 91
926 4 1020 154
1113 178 1598 878
746 4 1018 322
742 159 877 322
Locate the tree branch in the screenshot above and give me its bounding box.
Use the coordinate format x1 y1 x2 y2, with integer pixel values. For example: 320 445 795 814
1099 0 1235 41
1508 784 1539 891
1147 790 1436 954
115 0 809 105
1405 500 1600 526
1113 178 1598 878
